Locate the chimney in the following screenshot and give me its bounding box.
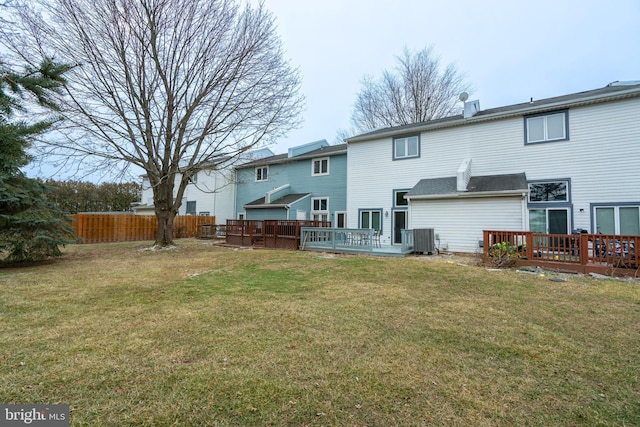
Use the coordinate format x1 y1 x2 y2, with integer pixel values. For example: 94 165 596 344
457 159 472 191
463 100 480 119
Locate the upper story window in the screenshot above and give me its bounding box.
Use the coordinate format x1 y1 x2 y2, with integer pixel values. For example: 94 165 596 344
393 135 420 160
312 157 329 176
525 110 569 144
188 172 198 184
528 181 569 203
255 166 268 182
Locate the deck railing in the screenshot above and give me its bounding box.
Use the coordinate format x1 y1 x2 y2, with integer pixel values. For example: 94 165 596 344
226 219 331 250
483 230 639 274
401 229 415 253
300 227 381 252
300 228 416 255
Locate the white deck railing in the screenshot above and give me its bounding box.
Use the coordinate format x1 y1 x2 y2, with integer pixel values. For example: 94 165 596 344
300 227 415 254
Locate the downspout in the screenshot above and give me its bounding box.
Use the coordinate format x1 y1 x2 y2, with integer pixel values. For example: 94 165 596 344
232 169 238 219
213 171 217 221
521 192 527 230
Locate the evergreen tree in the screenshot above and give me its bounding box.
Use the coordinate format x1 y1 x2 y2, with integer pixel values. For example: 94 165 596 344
44 180 142 214
0 59 76 263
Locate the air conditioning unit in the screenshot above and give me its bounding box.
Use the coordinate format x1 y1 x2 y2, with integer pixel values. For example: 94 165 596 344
413 228 435 254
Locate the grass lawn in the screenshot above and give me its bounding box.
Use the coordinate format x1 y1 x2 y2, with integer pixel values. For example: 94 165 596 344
1 239 639 426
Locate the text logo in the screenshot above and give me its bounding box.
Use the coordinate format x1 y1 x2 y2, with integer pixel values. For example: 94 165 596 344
1 405 69 427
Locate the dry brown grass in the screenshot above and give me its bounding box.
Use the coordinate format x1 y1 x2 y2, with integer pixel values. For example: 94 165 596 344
1 239 638 426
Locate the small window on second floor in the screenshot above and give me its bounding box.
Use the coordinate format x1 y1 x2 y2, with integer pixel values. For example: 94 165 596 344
525 110 568 144
255 166 268 182
312 157 329 176
394 190 409 207
393 135 420 160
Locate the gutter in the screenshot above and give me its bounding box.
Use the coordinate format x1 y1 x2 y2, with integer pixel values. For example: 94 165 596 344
244 203 291 209
236 148 348 169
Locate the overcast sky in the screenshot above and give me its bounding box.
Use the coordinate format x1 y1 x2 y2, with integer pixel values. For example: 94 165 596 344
264 0 640 152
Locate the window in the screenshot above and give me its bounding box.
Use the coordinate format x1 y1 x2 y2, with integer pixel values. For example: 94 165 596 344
528 181 569 203
312 157 329 176
360 209 382 231
255 166 268 182
311 197 329 221
393 135 420 160
394 190 409 207
525 110 568 144
594 205 640 235
186 201 196 215
188 172 198 184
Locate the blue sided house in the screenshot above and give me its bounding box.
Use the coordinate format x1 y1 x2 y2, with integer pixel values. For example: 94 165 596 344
234 140 348 226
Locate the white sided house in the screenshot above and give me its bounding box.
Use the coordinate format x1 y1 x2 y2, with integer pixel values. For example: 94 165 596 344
345 82 640 253
133 148 274 221
134 168 235 219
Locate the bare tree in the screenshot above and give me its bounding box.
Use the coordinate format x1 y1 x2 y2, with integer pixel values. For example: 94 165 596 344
1 0 303 245
351 46 471 132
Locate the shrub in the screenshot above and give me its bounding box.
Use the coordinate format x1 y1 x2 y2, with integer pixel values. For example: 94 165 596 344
487 241 522 268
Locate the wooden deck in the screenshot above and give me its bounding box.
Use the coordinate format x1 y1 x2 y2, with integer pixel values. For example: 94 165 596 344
483 230 639 276
225 220 331 250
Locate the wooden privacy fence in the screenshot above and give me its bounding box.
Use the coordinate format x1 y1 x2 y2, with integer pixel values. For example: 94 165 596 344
483 230 639 275
226 219 331 250
70 214 214 244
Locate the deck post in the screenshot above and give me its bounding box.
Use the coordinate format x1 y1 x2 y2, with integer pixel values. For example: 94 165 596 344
525 232 533 260
579 233 589 266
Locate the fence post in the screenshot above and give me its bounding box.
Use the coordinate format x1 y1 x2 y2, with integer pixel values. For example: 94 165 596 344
482 230 489 259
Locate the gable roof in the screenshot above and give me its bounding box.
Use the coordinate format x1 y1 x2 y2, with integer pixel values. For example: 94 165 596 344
237 144 347 169
406 173 528 200
347 82 640 143
244 193 311 209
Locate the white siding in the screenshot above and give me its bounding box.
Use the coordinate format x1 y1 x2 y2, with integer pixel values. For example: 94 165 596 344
180 169 235 220
136 168 236 223
410 197 525 253
347 96 640 252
